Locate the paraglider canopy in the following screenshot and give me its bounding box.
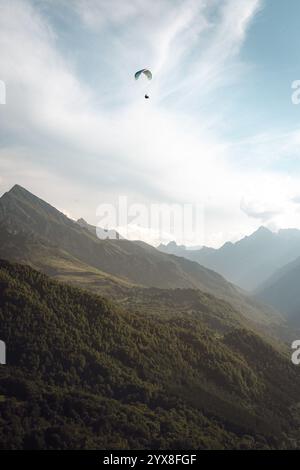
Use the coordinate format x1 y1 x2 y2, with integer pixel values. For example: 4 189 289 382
135 69 152 81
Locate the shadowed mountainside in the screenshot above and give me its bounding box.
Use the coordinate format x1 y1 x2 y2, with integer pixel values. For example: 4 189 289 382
0 259 300 450
255 255 300 325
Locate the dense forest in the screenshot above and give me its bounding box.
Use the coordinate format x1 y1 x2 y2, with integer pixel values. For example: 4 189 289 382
0 259 300 449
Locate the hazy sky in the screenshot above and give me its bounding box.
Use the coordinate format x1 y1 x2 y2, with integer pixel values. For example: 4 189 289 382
1 0 300 247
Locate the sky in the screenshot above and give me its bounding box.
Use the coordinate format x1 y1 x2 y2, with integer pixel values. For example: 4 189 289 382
1 0 300 247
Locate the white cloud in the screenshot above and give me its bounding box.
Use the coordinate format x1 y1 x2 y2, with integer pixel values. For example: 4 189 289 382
240 197 282 222
2 0 300 247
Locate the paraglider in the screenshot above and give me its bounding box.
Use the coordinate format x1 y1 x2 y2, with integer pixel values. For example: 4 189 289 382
135 69 152 81
135 68 152 99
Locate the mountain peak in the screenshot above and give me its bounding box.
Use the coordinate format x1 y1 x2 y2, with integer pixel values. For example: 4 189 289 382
8 184 29 196
250 226 272 239
4 184 42 204
0 184 77 236
256 225 271 234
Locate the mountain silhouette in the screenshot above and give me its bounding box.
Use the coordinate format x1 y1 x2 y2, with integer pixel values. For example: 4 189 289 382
159 227 300 291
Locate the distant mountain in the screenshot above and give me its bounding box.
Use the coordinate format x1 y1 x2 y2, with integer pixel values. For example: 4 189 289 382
159 227 300 291
158 241 215 257
1 259 300 449
0 184 284 334
255 255 300 325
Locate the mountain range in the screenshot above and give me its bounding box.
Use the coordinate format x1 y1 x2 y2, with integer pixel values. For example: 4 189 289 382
159 227 300 291
0 185 285 337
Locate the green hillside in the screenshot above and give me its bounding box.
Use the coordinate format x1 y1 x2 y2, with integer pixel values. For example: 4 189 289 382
0 259 299 450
